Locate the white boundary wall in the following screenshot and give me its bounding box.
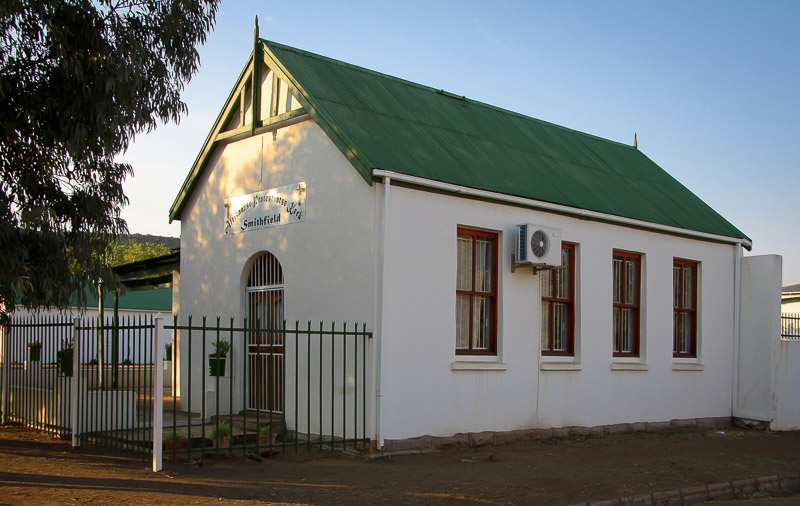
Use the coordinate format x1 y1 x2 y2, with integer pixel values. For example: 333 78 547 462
736 255 782 422
735 254 800 431
773 338 800 430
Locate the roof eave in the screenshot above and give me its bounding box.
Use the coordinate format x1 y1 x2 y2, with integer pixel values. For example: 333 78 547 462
169 52 257 222
373 169 752 249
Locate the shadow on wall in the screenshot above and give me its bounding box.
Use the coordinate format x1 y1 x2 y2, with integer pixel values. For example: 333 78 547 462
181 119 375 323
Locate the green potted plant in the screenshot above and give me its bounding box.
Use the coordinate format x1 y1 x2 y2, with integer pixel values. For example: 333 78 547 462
165 343 173 361
26 341 42 361
207 419 232 452
57 337 74 376
208 339 230 376
259 424 276 446
164 430 187 451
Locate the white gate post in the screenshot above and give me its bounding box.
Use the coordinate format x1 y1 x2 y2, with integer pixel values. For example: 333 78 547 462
153 313 164 472
71 317 80 448
1 321 9 425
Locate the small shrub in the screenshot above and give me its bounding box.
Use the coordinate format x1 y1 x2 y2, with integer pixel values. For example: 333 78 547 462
209 339 230 356
165 430 187 443
208 419 232 440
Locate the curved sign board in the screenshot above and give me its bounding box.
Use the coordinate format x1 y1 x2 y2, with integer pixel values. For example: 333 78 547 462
224 182 306 235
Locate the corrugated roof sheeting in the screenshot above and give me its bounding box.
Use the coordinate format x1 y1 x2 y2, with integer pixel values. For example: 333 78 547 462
71 286 172 312
264 40 748 242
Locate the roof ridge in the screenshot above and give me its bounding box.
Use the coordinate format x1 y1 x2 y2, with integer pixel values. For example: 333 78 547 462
261 39 637 151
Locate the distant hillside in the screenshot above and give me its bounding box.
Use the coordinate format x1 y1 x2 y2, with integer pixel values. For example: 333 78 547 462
119 233 180 250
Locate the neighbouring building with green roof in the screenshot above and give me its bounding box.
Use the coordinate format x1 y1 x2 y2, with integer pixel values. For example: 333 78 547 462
169 33 793 447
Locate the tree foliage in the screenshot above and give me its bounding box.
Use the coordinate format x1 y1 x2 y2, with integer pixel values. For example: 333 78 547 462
107 238 171 266
0 0 218 320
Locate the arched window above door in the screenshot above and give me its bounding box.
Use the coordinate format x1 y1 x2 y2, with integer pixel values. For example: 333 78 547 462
247 251 284 290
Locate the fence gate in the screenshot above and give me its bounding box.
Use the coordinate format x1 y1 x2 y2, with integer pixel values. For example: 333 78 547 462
1 313 157 459
73 315 156 455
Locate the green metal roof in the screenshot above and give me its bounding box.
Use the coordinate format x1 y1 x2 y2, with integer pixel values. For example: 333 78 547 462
72 286 172 312
172 39 749 243
264 40 748 243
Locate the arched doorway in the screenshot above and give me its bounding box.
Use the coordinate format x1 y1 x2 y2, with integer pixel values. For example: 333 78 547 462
246 252 284 412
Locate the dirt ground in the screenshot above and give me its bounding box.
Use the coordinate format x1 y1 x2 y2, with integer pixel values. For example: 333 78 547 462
1 425 799 505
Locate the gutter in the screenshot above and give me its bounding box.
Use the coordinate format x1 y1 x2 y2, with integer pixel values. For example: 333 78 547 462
731 244 743 418
371 170 752 250
375 176 391 449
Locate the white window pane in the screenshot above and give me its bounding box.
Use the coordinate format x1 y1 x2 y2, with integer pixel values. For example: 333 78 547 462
673 265 681 307
680 312 691 353
457 236 472 291
625 259 637 304
613 258 622 303
554 302 568 351
540 270 552 298
683 266 693 309
555 248 571 299
673 311 680 353
541 301 551 350
456 294 470 349
472 296 490 349
476 238 492 293
622 308 635 352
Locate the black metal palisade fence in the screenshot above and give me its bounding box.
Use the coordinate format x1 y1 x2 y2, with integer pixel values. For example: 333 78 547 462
0 313 158 454
164 317 372 463
0 313 372 469
781 313 800 340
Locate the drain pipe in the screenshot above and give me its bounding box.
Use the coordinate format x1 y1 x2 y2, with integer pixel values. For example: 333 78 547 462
731 242 743 416
375 175 390 449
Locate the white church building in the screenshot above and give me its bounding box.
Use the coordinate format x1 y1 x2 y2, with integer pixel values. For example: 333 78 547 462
168 35 790 449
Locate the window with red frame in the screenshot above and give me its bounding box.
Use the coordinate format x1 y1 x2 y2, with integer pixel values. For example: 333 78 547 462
612 250 641 356
541 243 575 355
456 228 498 354
673 259 698 357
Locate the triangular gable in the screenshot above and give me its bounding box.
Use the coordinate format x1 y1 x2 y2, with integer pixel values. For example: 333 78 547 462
169 46 307 222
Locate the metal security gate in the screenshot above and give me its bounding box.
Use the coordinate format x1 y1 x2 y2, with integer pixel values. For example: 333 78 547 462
246 252 284 412
73 315 156 455
1 313 157 458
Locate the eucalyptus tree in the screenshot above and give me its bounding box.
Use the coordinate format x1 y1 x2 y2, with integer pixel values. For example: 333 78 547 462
0 0 219 320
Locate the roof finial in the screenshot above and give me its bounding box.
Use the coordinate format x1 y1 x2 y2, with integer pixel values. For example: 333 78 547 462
254 15 259 42
633 132 638 149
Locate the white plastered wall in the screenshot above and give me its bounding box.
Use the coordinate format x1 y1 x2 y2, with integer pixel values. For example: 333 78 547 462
736 255 782 422
379 183 737 441
177 118 377 431
735 254 800 431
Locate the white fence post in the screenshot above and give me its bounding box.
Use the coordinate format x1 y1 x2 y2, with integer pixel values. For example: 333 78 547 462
153 313 164 472
71 317 80 448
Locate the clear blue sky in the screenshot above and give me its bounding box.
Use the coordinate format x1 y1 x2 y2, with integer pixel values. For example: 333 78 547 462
119 0 800 284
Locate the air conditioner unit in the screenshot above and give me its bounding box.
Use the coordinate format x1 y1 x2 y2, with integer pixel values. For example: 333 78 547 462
515 224 562 268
